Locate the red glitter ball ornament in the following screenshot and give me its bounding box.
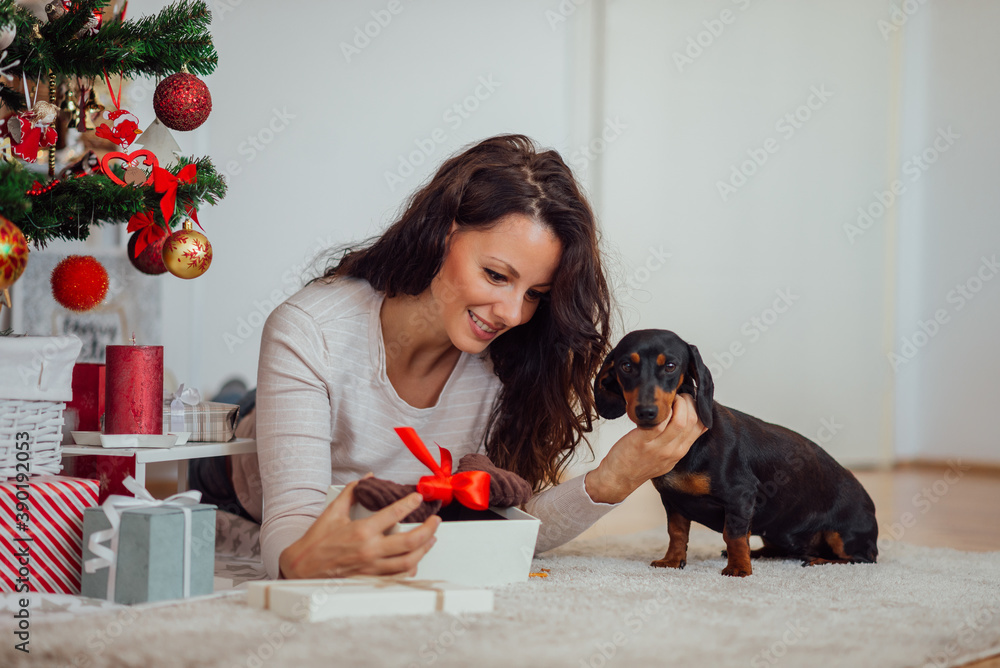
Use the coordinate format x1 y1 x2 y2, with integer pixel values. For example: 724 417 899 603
50 255 109 312
153 73 212 132
127 230 168 275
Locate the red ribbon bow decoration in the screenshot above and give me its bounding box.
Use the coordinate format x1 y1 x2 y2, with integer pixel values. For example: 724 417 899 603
153 164 201 228
395 427 491 511
127 210 169 257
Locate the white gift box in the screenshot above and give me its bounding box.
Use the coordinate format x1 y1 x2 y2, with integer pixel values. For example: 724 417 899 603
0 336 82 477
326 485 540 587
246 578 494 622
0 335 81 401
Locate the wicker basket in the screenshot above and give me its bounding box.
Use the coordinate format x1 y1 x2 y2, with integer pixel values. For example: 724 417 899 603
0 335 82 480
0 400 67 477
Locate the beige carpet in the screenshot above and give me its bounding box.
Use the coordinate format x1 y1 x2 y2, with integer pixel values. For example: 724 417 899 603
3 525 999 668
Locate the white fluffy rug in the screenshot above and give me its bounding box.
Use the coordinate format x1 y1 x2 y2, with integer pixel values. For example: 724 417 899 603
3 525 999 668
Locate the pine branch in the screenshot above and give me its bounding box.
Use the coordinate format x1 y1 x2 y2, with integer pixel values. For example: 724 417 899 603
0 1 18 26
0 82 25 113
39 0 107 48
0 0 226 249
0 4 36 114
4 0 218 79
0 162 35 221
0 158 227 246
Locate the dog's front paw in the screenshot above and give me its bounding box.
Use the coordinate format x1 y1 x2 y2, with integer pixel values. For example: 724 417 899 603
721 564 752 577
651 556 686 569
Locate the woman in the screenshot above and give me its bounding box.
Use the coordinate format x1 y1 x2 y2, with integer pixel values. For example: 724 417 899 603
211 135 705 579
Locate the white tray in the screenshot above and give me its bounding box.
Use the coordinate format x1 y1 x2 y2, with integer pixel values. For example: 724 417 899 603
71 431 192 448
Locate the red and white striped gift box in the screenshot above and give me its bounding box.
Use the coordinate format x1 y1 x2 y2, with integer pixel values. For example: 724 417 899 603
1 476 100 594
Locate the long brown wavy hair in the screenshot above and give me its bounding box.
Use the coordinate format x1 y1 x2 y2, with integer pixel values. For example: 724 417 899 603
323 135 612 491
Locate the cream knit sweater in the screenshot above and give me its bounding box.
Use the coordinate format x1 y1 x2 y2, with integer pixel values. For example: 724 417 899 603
230 278 620 579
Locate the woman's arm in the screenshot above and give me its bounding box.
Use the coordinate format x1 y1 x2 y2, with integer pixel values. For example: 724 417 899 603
524 393 705 553
256 302 439 578
256 302 339 578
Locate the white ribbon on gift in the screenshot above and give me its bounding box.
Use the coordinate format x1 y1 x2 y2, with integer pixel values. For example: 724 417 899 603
168 384 202 433
83 475 203 602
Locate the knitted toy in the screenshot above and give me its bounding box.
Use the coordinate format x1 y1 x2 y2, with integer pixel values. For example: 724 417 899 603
353 453 533 522
454 453 533 507
353 481 441 523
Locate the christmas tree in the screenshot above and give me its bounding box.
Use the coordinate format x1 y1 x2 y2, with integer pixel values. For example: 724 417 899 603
0 0 226 312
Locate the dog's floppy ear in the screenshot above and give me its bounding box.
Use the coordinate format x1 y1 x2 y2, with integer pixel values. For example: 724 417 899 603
594 351 626 419
686 344 715 430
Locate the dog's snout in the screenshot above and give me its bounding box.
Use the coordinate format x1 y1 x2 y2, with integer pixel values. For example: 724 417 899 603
635 405 659 423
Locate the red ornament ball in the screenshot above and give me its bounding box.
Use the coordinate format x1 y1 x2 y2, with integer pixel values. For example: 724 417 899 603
127 231 168 275
153 73 212 132
50 255 109 312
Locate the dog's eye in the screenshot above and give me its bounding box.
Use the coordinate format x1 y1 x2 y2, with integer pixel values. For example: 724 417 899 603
664 362 677 372
619 361 634 373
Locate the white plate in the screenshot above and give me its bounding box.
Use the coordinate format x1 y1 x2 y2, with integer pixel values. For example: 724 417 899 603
71 432 192 448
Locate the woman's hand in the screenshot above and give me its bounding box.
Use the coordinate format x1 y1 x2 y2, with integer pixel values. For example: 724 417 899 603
278 478 441 579
585 393 707 504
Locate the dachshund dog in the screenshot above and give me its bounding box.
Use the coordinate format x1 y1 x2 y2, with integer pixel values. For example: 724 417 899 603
595 329 878 577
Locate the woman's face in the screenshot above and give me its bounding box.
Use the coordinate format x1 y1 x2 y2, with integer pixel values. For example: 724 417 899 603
429 213 562 354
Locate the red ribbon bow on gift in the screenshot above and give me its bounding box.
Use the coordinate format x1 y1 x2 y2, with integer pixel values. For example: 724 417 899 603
153 164 201 228
395 427 491 511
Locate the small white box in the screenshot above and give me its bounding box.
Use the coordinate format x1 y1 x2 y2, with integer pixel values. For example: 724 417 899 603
326 485 540 587
0 335 82 477
246 578 494 622
0 335 81 401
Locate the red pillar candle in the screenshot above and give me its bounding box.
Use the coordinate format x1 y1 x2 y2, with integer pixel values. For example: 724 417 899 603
103 345 164 435
67 363 106 432
65 362 135 499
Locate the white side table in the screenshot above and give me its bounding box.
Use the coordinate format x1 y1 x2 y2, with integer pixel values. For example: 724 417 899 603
60 438 257 491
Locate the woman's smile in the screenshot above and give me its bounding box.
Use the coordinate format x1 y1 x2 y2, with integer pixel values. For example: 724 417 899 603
469 310 499 339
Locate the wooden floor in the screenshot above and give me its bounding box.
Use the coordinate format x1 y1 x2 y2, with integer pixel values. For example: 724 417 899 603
578 463 1000 668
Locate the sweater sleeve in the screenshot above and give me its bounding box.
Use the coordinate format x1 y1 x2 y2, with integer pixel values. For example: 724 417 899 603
522 473 621 553
256 303 334 579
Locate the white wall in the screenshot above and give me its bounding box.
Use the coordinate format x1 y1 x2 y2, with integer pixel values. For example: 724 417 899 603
173 0 578 397
576 0 900 470
11 1 998 466
583 0 1000 466
894 1 1000 464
